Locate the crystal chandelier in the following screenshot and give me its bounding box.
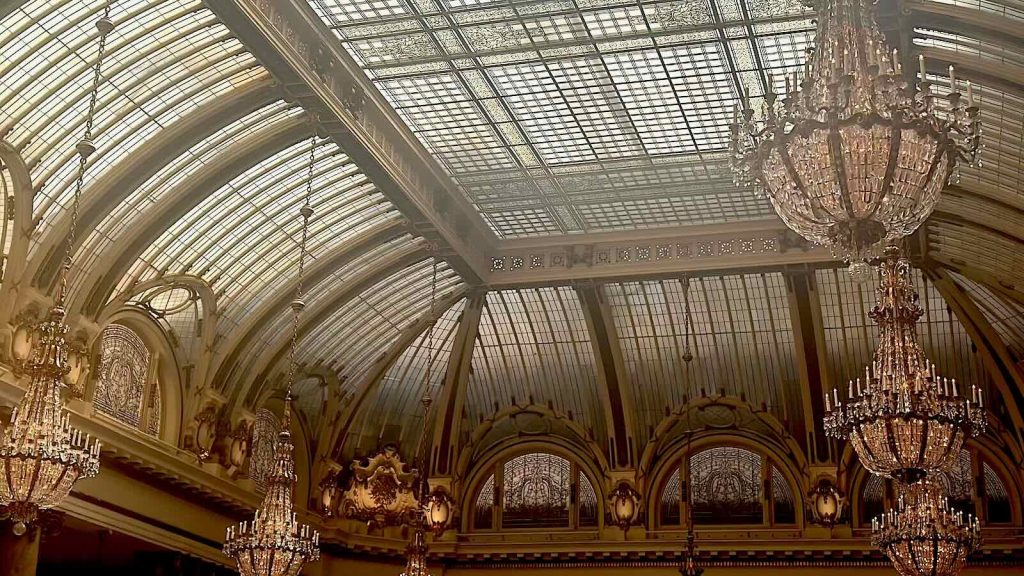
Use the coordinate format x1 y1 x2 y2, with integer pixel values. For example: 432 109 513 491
872 479 981 576
223 126 320 576
730 0 980 264
400 526 430 576
823 248 985 483
0 7 113 530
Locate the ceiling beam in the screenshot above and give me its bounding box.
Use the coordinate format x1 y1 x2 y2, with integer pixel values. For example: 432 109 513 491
782 270 833 465
29 80 282 294
204 0 496 284
924 265 1024 449
576 282 635 469
487 219 835 287
429 290 485 477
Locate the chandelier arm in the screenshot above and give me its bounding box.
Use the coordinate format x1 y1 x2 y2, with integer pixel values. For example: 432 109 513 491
827 122 859 218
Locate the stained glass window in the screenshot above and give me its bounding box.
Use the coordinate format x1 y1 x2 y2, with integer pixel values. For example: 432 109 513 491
249 409 281 491
935 449 976 516
146 380 162 437
503 453 571 529
94 324 151 429
690 447 763 525
475 474 495 530
660 466 682 526
471 452 597 531
579 471 598 527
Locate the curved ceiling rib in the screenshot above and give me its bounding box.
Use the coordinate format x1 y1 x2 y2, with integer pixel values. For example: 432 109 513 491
343 297 466 457
0 0 265 268
467 287 605 444
71 116 310 317
28 81 282 292
240 255 464 409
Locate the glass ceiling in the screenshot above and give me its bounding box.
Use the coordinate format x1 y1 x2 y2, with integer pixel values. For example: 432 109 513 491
467 286 605 443
306 0 814 237
604 274 794 442
0 0 265 257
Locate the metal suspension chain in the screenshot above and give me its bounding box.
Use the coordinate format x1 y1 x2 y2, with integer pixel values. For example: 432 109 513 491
284 120 318 400
58 2 114 306
415 257 440 502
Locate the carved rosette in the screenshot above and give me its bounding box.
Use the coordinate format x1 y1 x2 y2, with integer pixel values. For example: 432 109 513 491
341 445 420 528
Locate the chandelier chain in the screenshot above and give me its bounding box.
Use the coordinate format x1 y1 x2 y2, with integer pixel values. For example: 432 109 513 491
60 1 113 305
284 125 317 396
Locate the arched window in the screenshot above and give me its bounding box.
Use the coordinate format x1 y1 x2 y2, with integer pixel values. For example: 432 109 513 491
471 452 599 531
860 474 887 527
249 409 281 491
982 461 1012 524
94 323 161 435
658 445 797 527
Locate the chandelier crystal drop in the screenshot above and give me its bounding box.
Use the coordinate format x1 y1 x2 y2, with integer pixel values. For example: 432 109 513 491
400 527 431 576
823 248 985 482
223 398 320 576
872 479 981 576
0 8 113 530
730 0 980 264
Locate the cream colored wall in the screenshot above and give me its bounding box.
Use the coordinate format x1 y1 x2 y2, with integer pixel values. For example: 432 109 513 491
316 559 1024 576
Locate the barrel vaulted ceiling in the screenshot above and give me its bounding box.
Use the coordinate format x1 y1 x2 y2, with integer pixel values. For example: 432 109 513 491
1 0 1024 466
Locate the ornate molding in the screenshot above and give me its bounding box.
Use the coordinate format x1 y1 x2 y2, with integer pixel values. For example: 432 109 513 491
340 445 420 528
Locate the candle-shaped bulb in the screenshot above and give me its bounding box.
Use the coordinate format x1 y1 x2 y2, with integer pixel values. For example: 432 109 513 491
949 65 957 91
919 54 927 80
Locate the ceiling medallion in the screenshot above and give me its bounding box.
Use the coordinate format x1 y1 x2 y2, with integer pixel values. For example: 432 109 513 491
342 445 421 527
872 479 981 576
823 248 985 482
0 9 114 531
730 0 979 266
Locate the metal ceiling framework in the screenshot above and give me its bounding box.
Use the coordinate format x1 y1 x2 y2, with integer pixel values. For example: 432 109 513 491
0 0 1023 478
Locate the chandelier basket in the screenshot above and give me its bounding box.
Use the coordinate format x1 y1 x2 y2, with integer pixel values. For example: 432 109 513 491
872 479 981 576
730 0 980 263
823 249 985 481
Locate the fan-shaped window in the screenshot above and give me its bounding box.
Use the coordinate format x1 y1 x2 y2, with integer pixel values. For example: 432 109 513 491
660 467 682 526
982 462 1011 524
771 465 795 524
93 324 161 435
659 446 796 527
861 475 886 527
936 449 975 516
249 409 281 491
471 452 599 531
691 447 762 524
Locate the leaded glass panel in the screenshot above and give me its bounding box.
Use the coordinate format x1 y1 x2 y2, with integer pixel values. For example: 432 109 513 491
475 474 495 530
862 474 885 527
249 409 280 491
94 324 151 428
502 453 571 529
660 465 682 526
579 471 598 527
771 465 795 524
690 446 763 525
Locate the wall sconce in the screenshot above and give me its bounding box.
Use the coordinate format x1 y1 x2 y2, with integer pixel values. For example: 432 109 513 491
808 478 845 527
608 481 641 532
318 472 340 517
426 487 452 536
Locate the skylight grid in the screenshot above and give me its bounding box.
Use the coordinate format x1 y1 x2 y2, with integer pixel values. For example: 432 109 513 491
604 275 792 441
951 273 1024 360
468 287 602 437
353 298 467 450
307 0 816 236
2 0 268 251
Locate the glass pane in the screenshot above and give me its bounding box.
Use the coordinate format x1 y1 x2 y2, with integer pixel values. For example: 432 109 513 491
983 462 1011 524
578 471 598 527
770 465 795 525
475 473 495 530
